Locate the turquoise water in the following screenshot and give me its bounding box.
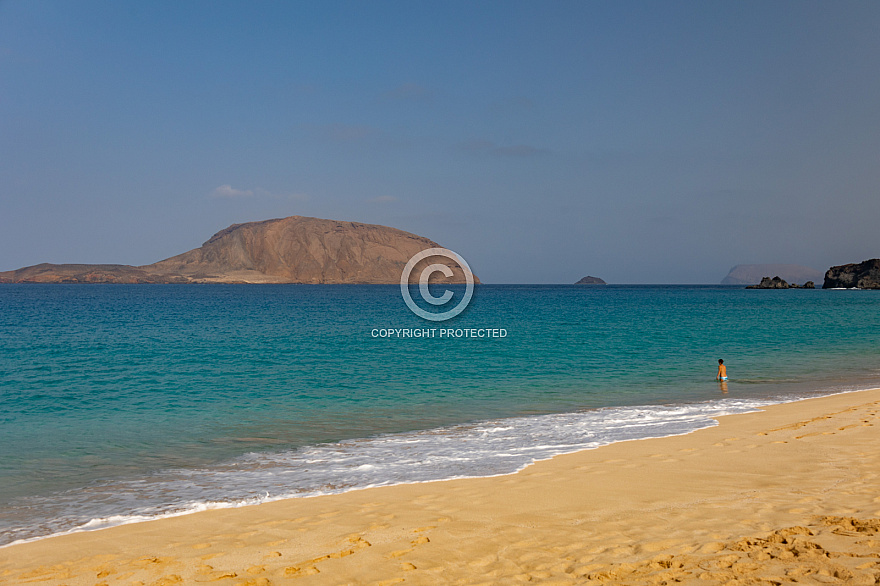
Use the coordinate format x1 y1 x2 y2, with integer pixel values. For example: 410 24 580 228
1 284 879 545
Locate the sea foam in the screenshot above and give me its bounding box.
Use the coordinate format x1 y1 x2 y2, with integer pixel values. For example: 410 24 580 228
0 395 806 547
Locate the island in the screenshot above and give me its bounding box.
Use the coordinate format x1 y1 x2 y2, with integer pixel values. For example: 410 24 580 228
0 216 478 285
574 276 607 285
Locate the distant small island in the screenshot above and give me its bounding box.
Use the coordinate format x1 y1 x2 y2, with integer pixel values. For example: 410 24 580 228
575 276 606 285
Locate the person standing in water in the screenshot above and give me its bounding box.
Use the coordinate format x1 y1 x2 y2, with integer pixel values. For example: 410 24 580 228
716 359 728 381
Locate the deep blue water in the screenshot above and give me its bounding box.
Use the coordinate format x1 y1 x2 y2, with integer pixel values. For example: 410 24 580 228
1 284 879 545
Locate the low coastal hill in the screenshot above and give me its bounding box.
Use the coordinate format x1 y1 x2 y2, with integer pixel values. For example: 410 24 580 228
0 216 476 284
721 264 823 286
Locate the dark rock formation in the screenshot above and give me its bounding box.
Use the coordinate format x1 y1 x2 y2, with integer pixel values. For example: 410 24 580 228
746 276 792 289
823 259 880 289
575 276 607 285
721 264 823 286
746 276 821 289
0 216 478 285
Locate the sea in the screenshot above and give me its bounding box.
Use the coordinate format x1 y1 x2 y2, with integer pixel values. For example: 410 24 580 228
1 283 879 547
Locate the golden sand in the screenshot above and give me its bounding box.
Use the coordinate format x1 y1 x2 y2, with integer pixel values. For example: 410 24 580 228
3 389 880 585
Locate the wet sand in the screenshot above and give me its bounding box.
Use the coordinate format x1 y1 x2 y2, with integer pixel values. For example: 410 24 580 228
2 389 880 585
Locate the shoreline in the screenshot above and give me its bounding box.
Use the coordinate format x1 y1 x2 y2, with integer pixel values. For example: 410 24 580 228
2 386 870 550
2 388 880 584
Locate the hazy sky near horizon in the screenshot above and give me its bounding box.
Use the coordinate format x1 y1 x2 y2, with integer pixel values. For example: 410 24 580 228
2 1 879 283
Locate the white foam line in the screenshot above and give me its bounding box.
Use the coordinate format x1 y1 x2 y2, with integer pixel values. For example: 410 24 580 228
3 386 879 550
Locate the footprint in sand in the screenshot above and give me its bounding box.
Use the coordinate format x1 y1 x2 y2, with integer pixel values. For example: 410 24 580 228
129 556 175 568
15 567 74 581
284 565 320 577
236 579 271 586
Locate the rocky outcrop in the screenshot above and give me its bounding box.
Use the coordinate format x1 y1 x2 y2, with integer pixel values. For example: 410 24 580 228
746 276 818 289
722 264 823 286
823 259 880 289
0 216 478 284
746 276 792 289
575 276 606 285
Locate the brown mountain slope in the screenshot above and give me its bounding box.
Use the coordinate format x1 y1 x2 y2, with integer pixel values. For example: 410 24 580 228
0 216 477 284
0 263 181 284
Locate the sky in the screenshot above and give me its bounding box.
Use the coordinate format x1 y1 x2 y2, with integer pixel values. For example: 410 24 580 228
1 1 879 283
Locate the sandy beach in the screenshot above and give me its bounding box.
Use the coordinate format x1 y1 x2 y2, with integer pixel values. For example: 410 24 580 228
2 389 880 585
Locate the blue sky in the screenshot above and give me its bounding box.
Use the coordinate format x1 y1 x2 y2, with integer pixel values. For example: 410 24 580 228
1 1 878 283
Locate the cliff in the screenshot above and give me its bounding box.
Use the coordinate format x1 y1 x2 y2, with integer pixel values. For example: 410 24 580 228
721 264 823 286
823 259 880 289
0 216 477 285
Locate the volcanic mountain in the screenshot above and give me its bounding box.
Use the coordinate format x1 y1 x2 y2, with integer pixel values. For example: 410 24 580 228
0 216 477 284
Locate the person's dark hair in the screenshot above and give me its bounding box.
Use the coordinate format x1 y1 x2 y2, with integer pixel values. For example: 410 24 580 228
718 359 724 364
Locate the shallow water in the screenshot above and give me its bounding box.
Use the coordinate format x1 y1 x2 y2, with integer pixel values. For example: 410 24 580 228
1 284 879 545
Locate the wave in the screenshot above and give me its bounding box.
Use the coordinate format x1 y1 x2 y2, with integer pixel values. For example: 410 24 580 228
2 391 837 548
